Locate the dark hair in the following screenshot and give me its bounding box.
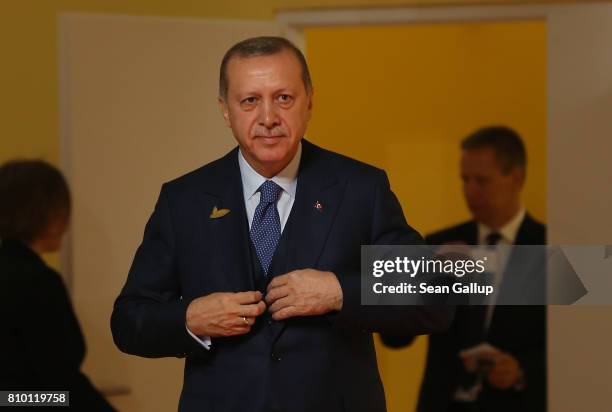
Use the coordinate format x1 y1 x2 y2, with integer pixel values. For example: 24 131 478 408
0 160 71 243
461 126 527 174
219 36 312 101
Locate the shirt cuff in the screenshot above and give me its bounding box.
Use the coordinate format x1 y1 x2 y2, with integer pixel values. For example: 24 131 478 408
185 324 212 350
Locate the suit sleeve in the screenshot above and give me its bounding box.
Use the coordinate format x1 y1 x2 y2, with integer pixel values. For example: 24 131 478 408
329 170 454 336
111 184 207 358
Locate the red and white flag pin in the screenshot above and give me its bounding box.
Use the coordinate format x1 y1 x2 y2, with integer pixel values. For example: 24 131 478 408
314 200 324 213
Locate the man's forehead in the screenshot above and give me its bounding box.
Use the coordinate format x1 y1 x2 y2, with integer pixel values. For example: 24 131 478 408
462 148 499 162
228 48 299 67
225 51 302 83
461 148 504 172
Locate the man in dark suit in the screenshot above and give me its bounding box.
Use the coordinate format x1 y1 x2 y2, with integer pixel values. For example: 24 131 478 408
110 36 451 412
383 126 547 412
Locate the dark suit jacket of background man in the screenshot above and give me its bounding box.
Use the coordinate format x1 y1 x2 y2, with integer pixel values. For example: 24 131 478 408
0 239 116 411
111 140 452 412
382 214 546 412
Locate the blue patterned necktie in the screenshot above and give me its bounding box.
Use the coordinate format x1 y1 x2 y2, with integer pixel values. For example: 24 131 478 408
250 180 283 276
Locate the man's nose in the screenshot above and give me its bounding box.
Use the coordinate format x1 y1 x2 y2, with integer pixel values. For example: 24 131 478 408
258 100 280 129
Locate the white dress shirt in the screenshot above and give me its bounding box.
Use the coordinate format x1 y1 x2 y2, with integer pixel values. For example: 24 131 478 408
239 143 300 232
187 143 302 349
477 207 525 247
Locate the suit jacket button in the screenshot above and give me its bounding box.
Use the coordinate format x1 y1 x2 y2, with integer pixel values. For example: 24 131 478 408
271 352 281 362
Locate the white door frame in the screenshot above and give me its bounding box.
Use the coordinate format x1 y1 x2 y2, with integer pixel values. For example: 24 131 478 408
277 3 582 26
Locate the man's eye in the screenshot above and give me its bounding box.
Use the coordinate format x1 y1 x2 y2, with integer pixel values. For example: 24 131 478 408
278 94 292 103
242 97 257 105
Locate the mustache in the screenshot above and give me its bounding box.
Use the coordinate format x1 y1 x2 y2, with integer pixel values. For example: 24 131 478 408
251 125 287 138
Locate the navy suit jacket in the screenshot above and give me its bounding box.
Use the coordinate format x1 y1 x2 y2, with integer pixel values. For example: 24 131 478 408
111 140 452 412
382 214 547 412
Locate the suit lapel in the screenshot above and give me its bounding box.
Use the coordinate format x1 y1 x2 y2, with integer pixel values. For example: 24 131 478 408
268 140 347 344
200 148 255 292
466 221 478 245
514 213 544 245
285 140 347 271
288 169 345 271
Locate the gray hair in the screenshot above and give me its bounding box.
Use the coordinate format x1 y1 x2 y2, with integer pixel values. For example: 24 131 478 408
219 36 312 101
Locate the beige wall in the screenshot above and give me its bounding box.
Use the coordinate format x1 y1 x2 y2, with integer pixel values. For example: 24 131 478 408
61 14 283 410
546 4 612 411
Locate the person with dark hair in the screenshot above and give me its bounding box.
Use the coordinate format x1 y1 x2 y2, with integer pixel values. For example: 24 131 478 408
0 160 116 411
111 36 452 412
382 126 547 412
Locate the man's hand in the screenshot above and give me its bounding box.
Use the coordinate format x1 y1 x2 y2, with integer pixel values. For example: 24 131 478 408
487 352 523 390
265 269 343 321
186 291 266 337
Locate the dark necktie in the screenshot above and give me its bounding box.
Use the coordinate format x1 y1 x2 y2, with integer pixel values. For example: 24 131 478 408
486 232 502 246
250 180 282 276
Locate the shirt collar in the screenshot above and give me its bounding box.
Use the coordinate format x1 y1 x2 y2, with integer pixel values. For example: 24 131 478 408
478 207 526 245
238 142 301 201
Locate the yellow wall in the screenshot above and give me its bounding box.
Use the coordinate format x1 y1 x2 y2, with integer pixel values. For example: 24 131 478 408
0 0 581 167
305 21 546 411
305 22 547 233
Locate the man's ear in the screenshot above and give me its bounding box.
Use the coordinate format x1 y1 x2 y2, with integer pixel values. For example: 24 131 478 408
511 166 526 187
306 88 314 120
218 96 231 128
